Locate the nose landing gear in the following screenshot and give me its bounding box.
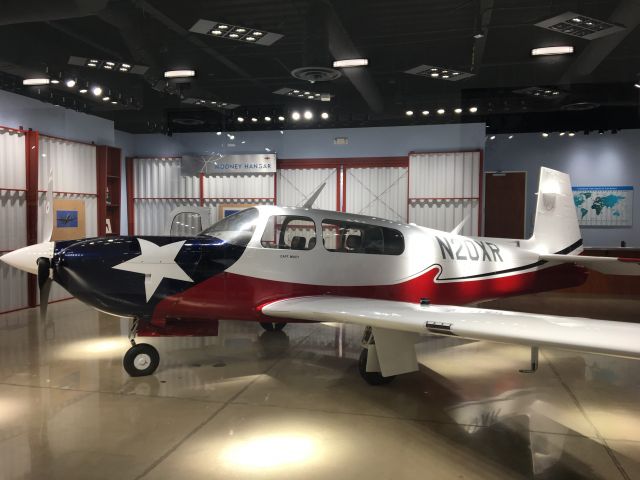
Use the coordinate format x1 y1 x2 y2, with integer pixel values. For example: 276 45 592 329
123 318 160 377
259 321 287 332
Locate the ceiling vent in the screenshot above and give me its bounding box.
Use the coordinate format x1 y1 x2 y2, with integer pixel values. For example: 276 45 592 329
291 66 341 83
535 12 625 40
404 65 474 81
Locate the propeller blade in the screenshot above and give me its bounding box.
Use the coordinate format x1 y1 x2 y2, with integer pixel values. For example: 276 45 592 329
36 257 52 319
41 167 54 242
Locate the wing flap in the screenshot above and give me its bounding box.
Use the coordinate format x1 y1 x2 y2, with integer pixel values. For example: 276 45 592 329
262 296 640 359
540 254 640 275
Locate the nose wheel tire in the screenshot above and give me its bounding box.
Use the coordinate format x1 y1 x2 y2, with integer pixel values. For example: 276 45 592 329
358 348 396 385
123 343 160 377
260 321 287 332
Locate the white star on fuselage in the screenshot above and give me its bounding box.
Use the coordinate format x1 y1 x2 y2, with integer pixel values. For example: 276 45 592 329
113 239 193 302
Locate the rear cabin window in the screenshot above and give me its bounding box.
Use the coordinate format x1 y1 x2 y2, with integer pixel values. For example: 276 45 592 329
321 220 404 255
261 216 317 251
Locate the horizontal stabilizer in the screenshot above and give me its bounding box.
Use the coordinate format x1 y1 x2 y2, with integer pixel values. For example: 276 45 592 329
262 296 640 359
540 254 640 276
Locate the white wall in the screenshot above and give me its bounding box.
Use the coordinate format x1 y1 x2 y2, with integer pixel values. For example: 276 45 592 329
114 130 135 234
0 90 114 145
485 131 640 247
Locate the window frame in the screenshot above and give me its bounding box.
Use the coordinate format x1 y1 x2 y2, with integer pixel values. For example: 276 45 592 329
321 219 405 256
260 214 318 251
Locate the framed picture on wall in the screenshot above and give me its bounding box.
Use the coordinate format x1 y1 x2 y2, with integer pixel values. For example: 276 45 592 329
52 199 86 241
218 203 257 219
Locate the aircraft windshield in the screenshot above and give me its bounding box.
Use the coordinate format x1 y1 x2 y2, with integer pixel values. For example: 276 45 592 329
198 208 259 247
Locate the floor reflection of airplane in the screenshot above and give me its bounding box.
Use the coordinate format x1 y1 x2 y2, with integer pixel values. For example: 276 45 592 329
2 167 640 382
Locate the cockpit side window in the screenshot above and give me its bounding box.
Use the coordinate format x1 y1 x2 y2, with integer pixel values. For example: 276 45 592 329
261 215 317 250
198 208 259 247
321 220 404 255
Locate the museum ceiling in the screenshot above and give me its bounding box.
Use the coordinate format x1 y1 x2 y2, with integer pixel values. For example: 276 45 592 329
0 0 639 134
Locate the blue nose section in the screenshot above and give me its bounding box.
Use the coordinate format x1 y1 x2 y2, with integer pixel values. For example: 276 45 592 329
52 236 246 318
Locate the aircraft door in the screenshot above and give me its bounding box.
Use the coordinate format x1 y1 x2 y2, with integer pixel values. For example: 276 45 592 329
165 206 213 236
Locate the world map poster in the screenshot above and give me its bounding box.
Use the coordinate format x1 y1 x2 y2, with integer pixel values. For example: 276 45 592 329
572 186 633 227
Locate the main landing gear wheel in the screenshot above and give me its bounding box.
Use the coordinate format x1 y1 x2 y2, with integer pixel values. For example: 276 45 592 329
260 321 287 332
123 343 160 377
358 348 396 386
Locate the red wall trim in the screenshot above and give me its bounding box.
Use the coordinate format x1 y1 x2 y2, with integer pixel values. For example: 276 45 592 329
0 125 27 134
125 157 135 235
37 190 97 196
134 197 201 201
0 188 28 192
202 197 274 201
410 197 480 201
478 150 484 236
278 158 344 169
25 130 39 308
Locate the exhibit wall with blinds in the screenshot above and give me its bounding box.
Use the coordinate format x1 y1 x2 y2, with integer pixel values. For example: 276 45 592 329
131 157 275 235
277 164 340 211
0 128 27 313
38 136 97 302
133 157 199 235
344 163 409 222
203 173 275 224
409 151 481 236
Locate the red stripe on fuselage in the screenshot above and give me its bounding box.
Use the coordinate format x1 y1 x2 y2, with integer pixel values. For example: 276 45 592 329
150 264 588 325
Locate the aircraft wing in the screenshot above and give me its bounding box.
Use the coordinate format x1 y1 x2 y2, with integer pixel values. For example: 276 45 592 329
261 296 640 359
540 254 640 275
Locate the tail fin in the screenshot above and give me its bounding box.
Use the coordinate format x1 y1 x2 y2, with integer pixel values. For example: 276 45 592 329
522 167 582 255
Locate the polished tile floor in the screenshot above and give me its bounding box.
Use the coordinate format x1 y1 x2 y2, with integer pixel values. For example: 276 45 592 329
0 293 639 480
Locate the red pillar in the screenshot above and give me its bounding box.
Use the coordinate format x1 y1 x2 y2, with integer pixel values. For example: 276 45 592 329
25 130 39 307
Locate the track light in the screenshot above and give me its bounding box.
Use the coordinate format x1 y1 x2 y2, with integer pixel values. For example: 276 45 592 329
568 132 575 137
22 78 50 86
164 69 196 78
469 106 478 113
278 116 285 121
65 79 76 88
437 108 445 115
264 116 271 122
102 96 110 101
454 108 462 114
405 110 414 116
421 110 429 116
291 111 301 121
237 116 244 122
542 132 549 137
251 117 258 122
303 110 313 120
92 86 102 96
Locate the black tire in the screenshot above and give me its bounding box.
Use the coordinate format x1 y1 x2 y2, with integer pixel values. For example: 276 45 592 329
259 321 287 332
358 348 395 385
123 343 160 377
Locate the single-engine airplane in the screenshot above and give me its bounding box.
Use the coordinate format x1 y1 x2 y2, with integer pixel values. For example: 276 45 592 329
2 167 640 383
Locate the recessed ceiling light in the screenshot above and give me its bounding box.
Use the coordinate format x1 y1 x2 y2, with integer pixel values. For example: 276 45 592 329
51 79 61 84
216 131 222 135
253 31 263 36
559 132 566 136
111 101 117 104
508 135 514 139
235 28 247 33
103 65 113 70
251 117 258 122
229 33 240 38
106 61 115 66
264 116 271 122
635 83 640 89
278 116 285 121
437 108 445 114
321 112 329 119
22 78 50 85
406 64 474 81
405 110 414 116
246 36 256 41
542 132 549 137
421 110 429 115
489 135 496 140
237 116 244 122
532 46 574 56
65 79 76 88
102 96 110 101
333 58 369 68
218 24 229 29
88 63 97 67
454 108 462 114
79 88 88 94
211 29 223 35
164 69 196 78
535 12 625 40
568 132 575 136
469 106 478 113
92 86 102 96
303 110 313 120
291 111 301 121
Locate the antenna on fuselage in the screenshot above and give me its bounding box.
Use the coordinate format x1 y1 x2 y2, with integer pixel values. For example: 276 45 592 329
450 215 470 235
301 183 326 208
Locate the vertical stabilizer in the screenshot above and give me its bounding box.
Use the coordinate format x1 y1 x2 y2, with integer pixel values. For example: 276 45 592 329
522 168 582 255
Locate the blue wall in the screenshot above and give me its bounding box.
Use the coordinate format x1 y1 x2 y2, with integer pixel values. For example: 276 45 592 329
131 123 486 158
485 131 640 247
0 90 114 145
